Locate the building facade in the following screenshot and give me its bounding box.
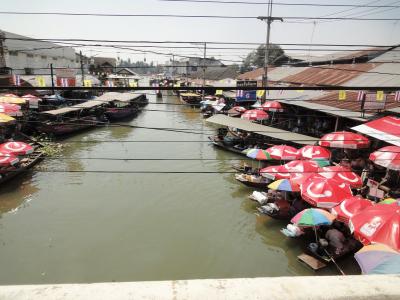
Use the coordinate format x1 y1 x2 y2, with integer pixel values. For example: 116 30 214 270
1 30 78 75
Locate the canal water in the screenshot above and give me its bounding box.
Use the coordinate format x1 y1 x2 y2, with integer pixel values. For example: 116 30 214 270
0 92 358 284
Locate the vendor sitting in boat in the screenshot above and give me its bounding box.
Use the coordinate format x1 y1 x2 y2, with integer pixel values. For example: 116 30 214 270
257 192 291 219
309 222 360 259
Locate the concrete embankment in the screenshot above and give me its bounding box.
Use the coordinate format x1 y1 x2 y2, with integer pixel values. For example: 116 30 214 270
0 275 399 300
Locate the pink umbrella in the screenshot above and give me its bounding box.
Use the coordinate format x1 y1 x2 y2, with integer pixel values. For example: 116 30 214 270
318 165 363 188
331 196 373 224
241 109 269 121
319 131 370 149
0 103 22 117
298 145 331 160
266 145 299 160
300 175 353 209
0 151 19 167
261 101 283 112
0 142 34 155
370 146 400 171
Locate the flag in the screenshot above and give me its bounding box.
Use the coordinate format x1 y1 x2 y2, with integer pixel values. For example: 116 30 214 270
236 90 244 98
60 78 69 87
36 76 46 87
279 90 284 95
296 90 304 93
338 90 346 101
128 80 137 87
395 91 400 102
215 89 223 95
105 80 113 87
376 91 384 101
256 90 265 98
83 79 92 87
357 91 365 101
12 75 21 86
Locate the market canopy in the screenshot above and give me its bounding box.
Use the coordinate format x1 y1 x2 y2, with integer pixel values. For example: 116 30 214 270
96 92 140 103
352 116 400 147
0 113 16 124
206 114 318 145
41 107 81 116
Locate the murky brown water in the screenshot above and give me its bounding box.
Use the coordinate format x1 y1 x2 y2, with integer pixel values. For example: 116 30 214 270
0 91 359 284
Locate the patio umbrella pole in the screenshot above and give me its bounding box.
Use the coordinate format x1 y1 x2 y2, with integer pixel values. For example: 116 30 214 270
323 249 346 276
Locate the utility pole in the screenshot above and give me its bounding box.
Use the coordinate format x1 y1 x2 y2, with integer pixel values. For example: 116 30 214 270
80 51 85 86
50 63 55 94
258 0 282 102
202 42 207 99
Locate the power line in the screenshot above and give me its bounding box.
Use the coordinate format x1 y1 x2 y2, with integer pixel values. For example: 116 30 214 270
158 0 400 8
4 37 397 47
0 11 399 20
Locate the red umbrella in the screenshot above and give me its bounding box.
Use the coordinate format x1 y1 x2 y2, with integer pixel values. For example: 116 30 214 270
300 175 353 209
265 145 299 160
319 131 370 149
350 204 400 251
0 151 19 167
0 103 22 117
261 101 283 112
241 109 269 121
260 165 290 180
298 145 331 160
261 160 319 180
370 146 400 171
331 196 373 224
318 165 363 188
227 106 246 117
0 142 34 155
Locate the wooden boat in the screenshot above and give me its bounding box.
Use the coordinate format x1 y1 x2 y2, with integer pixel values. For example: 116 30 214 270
0 142 44 185
257 206 291 220
36 105 102 137
105 105 138 121
234 173 270 189
180 93 202 105
208 136 248 156
306 241 362 264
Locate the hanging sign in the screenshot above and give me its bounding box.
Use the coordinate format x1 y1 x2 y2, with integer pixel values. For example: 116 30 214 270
338 90 346 101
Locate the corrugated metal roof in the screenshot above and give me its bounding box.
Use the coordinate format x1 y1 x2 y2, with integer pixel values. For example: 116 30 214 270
309 91 399 115
268 67 308 82
344 63 400 87
369 46 400 63
237 68 266 80
279 98 372 122
281 63 379 86
206 114 318 145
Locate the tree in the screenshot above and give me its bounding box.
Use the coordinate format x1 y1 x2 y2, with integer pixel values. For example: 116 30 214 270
241 44 285 72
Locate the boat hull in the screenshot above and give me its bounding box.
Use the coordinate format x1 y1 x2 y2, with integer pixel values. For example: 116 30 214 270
105 107 138 121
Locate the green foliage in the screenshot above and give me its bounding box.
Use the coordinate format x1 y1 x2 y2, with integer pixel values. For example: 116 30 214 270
241 44 285 72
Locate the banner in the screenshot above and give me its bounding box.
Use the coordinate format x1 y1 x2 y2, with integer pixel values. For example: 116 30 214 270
13 75 21 86
376 91 384 101
36 76 46 87
256 90 265 98
338 90 346 101
215 89 223 95
236 90 256 102
395 91 400 102
83 80 92 87
128 80 137 87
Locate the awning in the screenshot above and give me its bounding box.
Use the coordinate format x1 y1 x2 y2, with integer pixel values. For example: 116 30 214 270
206 114 318 145
278 99 371 122
352 116 400 147
41 107 81 115
96 92 140 103
73 100 106 109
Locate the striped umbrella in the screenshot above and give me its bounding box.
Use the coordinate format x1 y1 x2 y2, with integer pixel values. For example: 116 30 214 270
291 208 336 227
245 148 272 161
268 179 300 192
370 146 400 170
355 244 400 275
319 131 370 149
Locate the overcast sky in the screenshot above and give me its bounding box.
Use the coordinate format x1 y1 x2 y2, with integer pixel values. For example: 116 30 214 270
0 0 399 64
